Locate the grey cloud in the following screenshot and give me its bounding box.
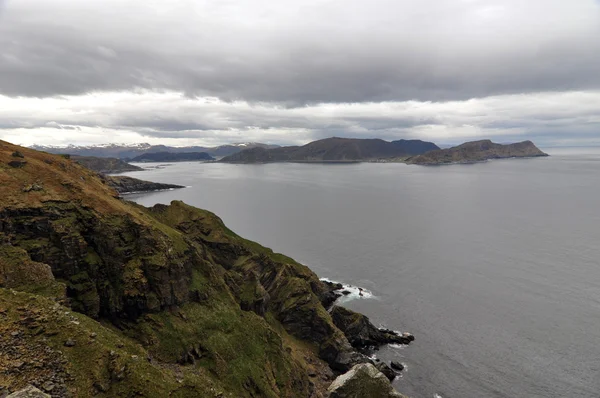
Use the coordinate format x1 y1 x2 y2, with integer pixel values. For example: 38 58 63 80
3 89 599 148
1 1 599 103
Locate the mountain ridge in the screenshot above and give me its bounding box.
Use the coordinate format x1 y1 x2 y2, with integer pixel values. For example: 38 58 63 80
31 142 279 160
221 137 440 163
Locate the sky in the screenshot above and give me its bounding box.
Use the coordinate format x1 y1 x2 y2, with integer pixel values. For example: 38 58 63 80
1 0 599 148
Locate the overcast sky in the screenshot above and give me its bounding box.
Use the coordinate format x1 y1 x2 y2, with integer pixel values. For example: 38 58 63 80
1 0 599 147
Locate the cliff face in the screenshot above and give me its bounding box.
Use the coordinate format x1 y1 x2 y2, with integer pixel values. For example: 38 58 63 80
0 141 407 397
407 140 548 165
221 137 439 163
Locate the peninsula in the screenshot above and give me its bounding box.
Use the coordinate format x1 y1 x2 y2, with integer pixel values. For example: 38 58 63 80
0 140 410 397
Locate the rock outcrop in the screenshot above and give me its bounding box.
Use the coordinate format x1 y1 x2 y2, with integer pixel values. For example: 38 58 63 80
330 306 414 348
326 363 406 398
101 175 185 194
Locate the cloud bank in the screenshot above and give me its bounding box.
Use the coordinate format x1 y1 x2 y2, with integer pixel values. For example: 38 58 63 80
0 0 599 146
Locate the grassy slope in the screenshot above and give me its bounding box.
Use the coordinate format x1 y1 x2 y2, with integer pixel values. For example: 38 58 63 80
0 140 340 397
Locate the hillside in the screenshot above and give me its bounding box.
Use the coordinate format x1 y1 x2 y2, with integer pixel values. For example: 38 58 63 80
71 155 143 173
32 143 279 160
407 140 548 165
0 140 410 397
221 137 440 163
130 152 214 162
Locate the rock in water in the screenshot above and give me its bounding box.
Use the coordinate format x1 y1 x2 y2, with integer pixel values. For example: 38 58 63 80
390 361 404 372
375 362 396 381
327 363 406 398
7 385 51 397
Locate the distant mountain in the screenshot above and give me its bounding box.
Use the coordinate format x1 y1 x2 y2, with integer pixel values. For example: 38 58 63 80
406 140 548 165
391 139 440 155
31 142 279 159
221 137 440 163
71 155 143 173
130 152 214 162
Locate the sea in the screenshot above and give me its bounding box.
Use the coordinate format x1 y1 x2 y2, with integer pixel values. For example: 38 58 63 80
123 147 600 398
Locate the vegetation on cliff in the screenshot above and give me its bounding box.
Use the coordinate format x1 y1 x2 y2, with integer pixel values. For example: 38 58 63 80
0 141 409 397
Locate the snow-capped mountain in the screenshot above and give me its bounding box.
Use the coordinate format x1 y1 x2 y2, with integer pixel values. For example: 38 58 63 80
30 142 279 159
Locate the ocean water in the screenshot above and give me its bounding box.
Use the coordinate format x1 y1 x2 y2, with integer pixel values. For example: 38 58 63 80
124 148 600 398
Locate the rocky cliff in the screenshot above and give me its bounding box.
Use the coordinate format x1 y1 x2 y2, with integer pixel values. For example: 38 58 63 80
407 139 548 165
0 141 410 397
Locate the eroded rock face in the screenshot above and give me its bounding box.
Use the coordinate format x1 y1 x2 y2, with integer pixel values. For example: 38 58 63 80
326 363 406 398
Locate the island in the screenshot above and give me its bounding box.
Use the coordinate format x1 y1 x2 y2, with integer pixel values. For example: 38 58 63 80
0 140 410 398
71 155 143 173
220 137 440 163
406 140 548 165
130 151 214 162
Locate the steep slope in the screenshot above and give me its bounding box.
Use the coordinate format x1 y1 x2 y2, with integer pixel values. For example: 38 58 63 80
407 140 548 165
130 152 214 162
0 141 410 397
71 156 142 173
221 137 440 163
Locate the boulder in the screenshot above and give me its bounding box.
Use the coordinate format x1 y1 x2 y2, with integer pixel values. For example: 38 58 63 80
326 363 406 398
8 160 27 168
7 385 51 398
390 361 404 372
